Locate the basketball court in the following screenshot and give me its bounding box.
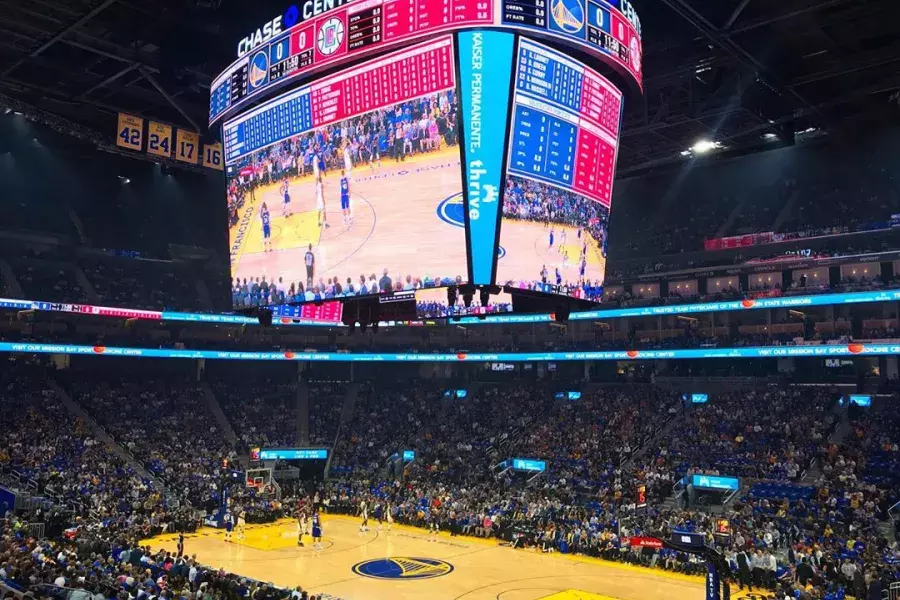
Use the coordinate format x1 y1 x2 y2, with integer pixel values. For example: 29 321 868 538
497 220 607 288
230 148 468 289
146 515 720 600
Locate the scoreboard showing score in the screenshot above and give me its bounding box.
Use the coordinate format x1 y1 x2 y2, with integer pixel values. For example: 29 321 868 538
224 36 468 309
210 0 494 123
209 0 640 125
496 39 621 301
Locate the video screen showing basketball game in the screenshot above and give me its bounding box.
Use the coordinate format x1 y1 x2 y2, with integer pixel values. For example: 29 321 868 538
495 39 622 303
224 36 467 308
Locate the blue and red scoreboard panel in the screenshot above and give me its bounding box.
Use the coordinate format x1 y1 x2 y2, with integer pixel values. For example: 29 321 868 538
209 0 640 125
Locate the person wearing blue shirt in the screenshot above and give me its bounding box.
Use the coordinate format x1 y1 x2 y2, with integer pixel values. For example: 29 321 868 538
340 169 352 224
260 203 272 253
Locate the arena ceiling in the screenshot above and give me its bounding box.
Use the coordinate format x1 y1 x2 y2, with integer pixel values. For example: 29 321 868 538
0 0 898 174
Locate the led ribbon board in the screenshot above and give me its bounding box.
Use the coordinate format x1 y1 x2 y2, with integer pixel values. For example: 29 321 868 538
209 0 642 124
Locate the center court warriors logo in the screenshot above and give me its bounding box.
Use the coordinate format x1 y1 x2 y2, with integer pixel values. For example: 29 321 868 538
352 557 453 580
437 193 506 258
437 193 465 228
317 17 344 56
551 0 585 34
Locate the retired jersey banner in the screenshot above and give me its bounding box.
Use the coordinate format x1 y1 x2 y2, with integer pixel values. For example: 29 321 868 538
116 113 144 151
175 129 200 164
147 122 173 158
202 143 224 170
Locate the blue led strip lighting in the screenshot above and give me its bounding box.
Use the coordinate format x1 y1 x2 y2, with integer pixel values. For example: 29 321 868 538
1 342 897 361
3 289 900 327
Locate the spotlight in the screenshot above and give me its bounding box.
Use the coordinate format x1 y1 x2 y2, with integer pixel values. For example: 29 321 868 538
447 286 458 307
348 322 356 335
360 321 368 333
257 309 273 327
371 321 379 334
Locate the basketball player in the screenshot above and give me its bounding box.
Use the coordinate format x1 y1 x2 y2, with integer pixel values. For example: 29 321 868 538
236 509 247 541
223 511 234 542
358 498 369 534
339 169 352 224
428 509 439 542
260 203 272 253
296 511 306 547
281 177 293 218
342 142 353 176
560 229 567 249
315 175 329 229
176 532 184 558
304 244 315 289
311 511 323 552
386 501 394 532
549 228 555 249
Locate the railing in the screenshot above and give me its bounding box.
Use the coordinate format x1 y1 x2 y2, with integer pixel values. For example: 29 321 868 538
887 581 899 600
888 500 900 522
25 522 45 538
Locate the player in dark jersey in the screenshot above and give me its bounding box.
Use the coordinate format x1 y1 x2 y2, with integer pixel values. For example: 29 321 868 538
339 169 351 224
304 244 315 289
261 202 272 252
549 229 555 249
224 511 234 542
281 177 293 218
311 511 323 552
176 532 184 558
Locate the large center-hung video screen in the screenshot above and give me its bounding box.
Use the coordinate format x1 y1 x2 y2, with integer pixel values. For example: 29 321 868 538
495 38 622 302
224 36 467 307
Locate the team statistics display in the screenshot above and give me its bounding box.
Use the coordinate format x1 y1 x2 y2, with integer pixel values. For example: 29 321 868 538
497 39 621 302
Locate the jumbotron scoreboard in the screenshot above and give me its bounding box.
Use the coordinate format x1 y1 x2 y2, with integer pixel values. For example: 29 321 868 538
215 0 642 309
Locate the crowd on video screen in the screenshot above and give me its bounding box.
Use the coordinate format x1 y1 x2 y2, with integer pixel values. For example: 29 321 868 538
500 175 609 301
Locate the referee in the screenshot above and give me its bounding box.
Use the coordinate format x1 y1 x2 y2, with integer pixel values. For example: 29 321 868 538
305 244 315 289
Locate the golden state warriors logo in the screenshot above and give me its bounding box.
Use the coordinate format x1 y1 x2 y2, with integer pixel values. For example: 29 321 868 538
437 193 465 228
317 17 344 56
437 193 506 258
352 557 453 580
248 50 269 90
550 0 585 35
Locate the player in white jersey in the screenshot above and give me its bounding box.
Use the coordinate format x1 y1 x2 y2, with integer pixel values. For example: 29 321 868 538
343 143 353 175
358 499 369 534
315 176 329 229
236 509 247 541
296 512 307 547
385 501 394 532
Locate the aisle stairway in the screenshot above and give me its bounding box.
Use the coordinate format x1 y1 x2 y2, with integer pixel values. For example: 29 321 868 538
200 380 244 466
47 379 165 490
325 383 360 477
